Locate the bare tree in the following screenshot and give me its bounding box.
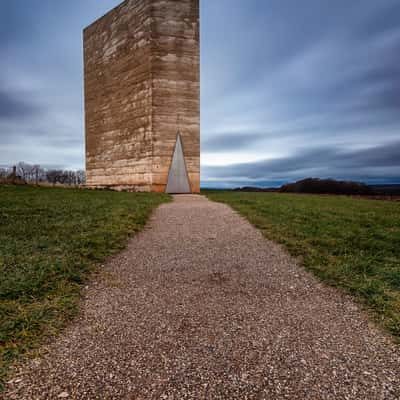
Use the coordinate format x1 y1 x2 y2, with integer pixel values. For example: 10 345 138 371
76 170 86 185
16 162 32 181
46 169 63 186
31 164 44 185
64 170 77 185
0 167 10 178
1 162 86 187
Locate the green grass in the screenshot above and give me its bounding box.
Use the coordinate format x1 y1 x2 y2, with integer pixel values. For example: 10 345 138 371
0 185 169 387
205 191 400 339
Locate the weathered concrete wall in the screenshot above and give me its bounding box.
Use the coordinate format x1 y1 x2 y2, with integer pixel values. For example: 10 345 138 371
150 0 200 193
84 0 200 192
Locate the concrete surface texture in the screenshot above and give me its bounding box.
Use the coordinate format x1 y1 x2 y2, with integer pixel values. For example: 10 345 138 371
84 0 200 193
5 195 400 399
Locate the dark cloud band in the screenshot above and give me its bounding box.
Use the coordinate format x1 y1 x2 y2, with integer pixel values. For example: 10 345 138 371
202 141 400 184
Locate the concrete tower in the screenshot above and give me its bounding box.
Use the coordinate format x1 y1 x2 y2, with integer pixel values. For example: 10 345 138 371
84 0 200 193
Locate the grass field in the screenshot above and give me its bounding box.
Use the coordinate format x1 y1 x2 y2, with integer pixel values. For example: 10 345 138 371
205 191 400 339
0 186 169 387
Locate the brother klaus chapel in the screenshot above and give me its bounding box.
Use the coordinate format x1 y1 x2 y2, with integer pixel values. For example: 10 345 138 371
84 0 200 193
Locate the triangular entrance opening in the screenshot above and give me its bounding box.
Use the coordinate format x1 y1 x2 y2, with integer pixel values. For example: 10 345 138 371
166 133 191 194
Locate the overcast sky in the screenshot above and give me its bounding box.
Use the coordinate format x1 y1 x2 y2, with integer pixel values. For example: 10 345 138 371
1 1 399 187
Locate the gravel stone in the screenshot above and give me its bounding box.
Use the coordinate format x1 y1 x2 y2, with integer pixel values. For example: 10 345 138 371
4 195 400 399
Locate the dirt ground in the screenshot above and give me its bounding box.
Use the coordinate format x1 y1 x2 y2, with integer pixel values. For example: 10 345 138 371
5 195 400 399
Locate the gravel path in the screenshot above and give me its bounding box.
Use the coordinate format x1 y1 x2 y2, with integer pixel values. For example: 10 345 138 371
5 195 400 399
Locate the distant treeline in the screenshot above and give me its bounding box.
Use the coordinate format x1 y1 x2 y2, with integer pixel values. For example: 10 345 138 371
234 178 400 196
0 162 86 186
280 178 371 195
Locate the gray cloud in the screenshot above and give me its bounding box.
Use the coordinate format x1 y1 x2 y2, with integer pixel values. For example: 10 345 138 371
0 0 399 181
0 89 39 120
202 141 400 185
0 0 120 169
200 0 400 187
201 132 266 152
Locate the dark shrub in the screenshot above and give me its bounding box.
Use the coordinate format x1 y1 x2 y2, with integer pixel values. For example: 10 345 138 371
280 178 372 195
